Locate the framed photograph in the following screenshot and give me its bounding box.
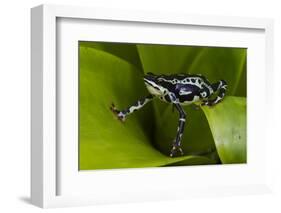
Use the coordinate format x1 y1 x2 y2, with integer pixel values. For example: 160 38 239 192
31 4 274 208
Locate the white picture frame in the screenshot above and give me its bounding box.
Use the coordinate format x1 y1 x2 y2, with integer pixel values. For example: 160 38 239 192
31 4 274 208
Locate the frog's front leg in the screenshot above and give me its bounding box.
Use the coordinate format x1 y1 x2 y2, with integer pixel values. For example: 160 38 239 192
201 80 227 106
110 94 153 122
170 103 186 157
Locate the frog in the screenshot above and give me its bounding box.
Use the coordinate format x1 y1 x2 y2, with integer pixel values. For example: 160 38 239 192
110 72 227 157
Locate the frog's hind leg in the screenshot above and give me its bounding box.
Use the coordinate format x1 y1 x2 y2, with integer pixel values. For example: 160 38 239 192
202 80 228 106
110 95 153 122
170 103 186 157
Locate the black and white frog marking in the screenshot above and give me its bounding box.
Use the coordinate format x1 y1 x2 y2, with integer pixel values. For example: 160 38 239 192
110 72 227 157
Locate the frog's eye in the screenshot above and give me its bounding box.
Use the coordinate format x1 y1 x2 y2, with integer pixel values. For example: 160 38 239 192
201 91 207 98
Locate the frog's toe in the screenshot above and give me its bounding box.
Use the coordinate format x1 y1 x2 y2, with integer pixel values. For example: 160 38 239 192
201 101 214 107
201 101 209 106
110 103 118 114
110 103 126 122
169 144 184 157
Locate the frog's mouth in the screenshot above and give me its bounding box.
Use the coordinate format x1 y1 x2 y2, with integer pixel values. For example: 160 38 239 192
144 78 163 96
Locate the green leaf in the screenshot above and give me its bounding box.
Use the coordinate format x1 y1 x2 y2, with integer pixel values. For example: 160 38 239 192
233 57 247 97
79 46 215 170
201 96 247 164
188 47 247 96
80 41 143 72
136 44 203 75
163 155 217 166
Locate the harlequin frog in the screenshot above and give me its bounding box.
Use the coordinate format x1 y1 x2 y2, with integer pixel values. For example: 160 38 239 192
110 73 227 157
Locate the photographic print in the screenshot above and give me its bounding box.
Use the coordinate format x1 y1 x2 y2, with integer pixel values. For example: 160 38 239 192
79 41 247 170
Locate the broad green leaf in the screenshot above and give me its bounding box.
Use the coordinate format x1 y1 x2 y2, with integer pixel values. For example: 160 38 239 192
137 44 203 75
233 57 247 97
163 155 217 166
80 41 143 72
201 96 247 164
79 46 215 170
188 47 247 96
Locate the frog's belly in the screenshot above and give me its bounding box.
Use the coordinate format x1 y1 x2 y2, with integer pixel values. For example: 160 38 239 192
180 96 200 105
158 94 200 105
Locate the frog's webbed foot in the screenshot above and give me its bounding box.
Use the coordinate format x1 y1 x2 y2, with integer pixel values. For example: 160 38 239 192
110 96 154 122
201 98 222 107
110 103 126 122
201 80 227 107
170 142 184 157
201 100 215 107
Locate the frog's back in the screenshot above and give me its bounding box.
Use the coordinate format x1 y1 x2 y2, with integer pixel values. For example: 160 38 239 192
157 73 210 88
154 73 208 105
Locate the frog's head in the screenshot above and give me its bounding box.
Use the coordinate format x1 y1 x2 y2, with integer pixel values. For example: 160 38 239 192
144 72 166 96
